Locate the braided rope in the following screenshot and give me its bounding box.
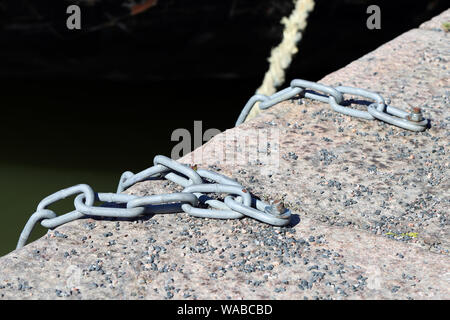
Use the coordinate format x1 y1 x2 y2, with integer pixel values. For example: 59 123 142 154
245 0 315 122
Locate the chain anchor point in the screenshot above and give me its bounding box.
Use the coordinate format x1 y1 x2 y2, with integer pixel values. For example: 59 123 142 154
408 107 424 122
265 199 290 218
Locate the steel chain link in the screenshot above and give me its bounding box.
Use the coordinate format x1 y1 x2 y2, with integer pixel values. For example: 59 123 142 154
236 78 429 132
17 78 429 249
17 155 291 249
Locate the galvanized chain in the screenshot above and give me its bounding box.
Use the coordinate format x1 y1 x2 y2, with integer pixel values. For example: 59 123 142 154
16 78 428 249
237 78 429 132
16 155 291 249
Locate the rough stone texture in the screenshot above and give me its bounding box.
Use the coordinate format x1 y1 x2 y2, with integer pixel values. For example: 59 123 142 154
0 10 449 300
419 9 450 31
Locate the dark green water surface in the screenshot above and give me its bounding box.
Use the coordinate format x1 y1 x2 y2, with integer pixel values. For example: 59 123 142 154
0 79 242 256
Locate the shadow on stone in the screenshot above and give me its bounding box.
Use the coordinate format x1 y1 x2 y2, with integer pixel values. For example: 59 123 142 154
288 213 301 227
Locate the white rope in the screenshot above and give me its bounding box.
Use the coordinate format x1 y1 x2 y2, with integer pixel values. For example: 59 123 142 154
245 0 315 122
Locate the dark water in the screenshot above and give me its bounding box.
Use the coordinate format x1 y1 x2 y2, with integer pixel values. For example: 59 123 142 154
0 79 249 256
0 1 447 257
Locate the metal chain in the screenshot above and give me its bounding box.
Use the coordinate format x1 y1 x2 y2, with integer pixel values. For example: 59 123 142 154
16 78 429 249
237 78 429 132
16 155 291 249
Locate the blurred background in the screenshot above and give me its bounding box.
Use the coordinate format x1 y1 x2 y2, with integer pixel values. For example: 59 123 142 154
0 0 447 256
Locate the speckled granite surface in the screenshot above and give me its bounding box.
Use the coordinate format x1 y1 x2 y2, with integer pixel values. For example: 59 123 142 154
0 9 448 300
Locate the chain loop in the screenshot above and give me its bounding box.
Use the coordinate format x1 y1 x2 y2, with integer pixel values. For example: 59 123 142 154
16 209 56 249
16 185 95 249
329 86 385 120
154 155 203 185
74 193 145 218
127 193 199 211
16 78 430 250
235 94 270 126
117 165 168 193
237 78 428 132
290 79 345 105
38 184 96 229
181 184 250 219
17 156 292 249
259 87 304 110
224 196 291 226
117 171 138 193
367 104 428 131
